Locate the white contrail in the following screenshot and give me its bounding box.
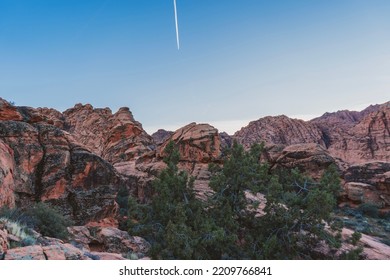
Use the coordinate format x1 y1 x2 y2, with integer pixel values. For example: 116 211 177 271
173 0 180 50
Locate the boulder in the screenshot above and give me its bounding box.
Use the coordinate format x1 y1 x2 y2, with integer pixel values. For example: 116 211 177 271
4 245 46 260
343 162 390 208
271 143 336 179
158 123 221 163
67 226 150 258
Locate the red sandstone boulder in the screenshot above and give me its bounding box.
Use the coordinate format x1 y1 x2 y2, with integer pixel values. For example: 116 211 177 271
158 123 221 163
68 226 150 258
0 99 23 121
268 143 336 179
343 162 390 209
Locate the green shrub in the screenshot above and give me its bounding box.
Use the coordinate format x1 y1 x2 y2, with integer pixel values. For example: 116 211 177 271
358 203 379 218
351 231 362 246
27 203 72 240
339 247 364 260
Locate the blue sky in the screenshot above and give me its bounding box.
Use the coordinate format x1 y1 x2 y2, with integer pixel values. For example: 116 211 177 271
1 0 389 134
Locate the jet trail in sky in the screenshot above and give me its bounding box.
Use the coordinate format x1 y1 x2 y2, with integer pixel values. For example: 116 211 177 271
174 0 180 50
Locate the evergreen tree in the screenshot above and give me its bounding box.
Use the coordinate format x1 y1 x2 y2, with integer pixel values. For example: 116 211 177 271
128 141 221 259
129 141 361 260
207 142 358 259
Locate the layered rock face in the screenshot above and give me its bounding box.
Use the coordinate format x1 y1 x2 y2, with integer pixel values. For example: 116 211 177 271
343 162 390 209
234 103 389 165
158 123 221 163
63 104 155 166
234 115 325 148
0 100 123 225
311 102 390 164
157 123 222 196
234 102 390 209
0 140 15 208
265 143 336 180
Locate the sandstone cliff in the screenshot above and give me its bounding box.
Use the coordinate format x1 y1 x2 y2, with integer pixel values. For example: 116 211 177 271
0 99 127 224
234 115 325 148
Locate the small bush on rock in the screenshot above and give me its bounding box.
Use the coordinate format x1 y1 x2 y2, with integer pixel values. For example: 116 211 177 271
27 203 72 240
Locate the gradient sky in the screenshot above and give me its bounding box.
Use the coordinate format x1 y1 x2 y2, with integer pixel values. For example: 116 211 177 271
1 0 389 134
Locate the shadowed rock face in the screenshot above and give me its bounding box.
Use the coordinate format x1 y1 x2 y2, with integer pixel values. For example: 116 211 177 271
151 129 174 145
0 140 15 208
343 162 390 209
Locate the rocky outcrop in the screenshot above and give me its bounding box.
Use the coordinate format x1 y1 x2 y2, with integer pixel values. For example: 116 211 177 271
0 98 23 121
232 103 389 209
342 228 390 260
0 222 148 260
343 162 390 209
234 103 389 165
219 132 233 149
267 143 336 179
152 129 173 145
156 123 222 196
311 102 390 164
0 229 7 258
0 121 44 200
36 107 67 129
234 115 325 148
63 104 155 168
0 100 127 225
68 226 150 258
158 123 221 163
0 140 15 208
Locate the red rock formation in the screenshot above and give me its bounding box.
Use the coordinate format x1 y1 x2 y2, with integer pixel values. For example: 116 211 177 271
234 115 325 148
151 129 174 145
0 101 124 224
67 226 150 257
0 121 44 199
63 104 154 166
156 123 222 196
267 143 336 180
0 98 23 121
158 122 221 163
311 102 390 164
0 140 15 208
343 161 390 209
